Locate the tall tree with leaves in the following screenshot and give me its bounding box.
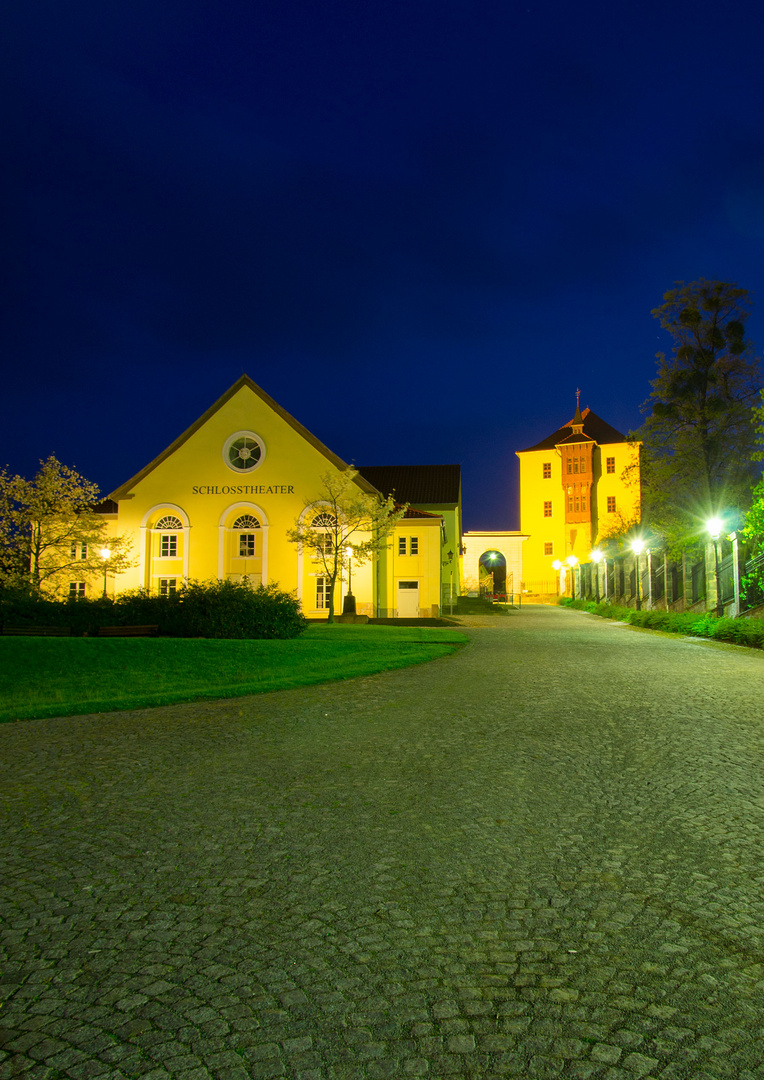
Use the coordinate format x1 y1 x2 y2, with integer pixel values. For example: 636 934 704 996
287 467 407 623
635 279 762 552
0 455 133 593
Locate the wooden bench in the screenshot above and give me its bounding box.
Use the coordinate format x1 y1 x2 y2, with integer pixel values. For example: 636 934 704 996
2 626 73 636
97 625 159 637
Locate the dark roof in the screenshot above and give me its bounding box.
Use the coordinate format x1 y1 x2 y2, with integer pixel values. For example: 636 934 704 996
356 464 461 505
400 505 442 520
517 408 628 453
94 499 119 515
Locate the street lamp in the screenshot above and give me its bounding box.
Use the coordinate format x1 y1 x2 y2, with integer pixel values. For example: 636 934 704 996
590 548 603 603
343 545 356 615
706 517 723 617
566 554 579 600
99 547 111 598
631 538 644 610
552 559 562 598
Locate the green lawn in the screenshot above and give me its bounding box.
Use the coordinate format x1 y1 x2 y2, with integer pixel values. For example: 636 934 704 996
0 624 467 722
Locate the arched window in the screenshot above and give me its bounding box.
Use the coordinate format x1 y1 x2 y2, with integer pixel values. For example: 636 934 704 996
233 514 261 558
311 511 337 555
155 515 184 558
312 512 338 528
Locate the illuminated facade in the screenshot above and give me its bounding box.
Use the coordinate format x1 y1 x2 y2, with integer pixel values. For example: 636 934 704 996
516 403 640 597
356 464 462 613
93 376 460 618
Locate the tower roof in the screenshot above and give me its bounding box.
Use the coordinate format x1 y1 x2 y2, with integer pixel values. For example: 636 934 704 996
517 407 628 453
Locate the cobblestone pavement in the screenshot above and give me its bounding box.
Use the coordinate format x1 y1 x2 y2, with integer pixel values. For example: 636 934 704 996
3 606 764 1080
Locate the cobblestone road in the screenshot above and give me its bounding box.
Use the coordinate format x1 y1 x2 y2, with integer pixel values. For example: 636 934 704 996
3 606 764 1080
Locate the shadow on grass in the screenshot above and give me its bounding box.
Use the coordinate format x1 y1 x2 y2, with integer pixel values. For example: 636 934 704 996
1 624 468 722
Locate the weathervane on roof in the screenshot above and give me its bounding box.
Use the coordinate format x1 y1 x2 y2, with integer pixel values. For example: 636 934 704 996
572 388 584 431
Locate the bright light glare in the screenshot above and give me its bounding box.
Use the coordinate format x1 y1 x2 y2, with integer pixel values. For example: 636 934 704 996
631 538 644 555
590 548 603 563
100 548 111 561
706 517 723 539
566 554 578 567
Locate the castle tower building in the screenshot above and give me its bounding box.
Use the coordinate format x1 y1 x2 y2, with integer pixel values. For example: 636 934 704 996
516 398 640 598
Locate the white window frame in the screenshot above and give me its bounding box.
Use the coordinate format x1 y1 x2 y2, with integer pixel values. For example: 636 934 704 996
238 533 256 557
160 534 178 558
316 576 330 609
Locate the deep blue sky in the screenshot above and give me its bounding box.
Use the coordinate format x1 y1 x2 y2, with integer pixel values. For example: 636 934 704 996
5 0 764 528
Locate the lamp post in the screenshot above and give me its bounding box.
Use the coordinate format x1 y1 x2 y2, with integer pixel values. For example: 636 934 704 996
631 538 644 610
552 559 562 598
729 531 741 617
343 545 356 615
706 517 723 617
590 549 603 603
99 547 111 598
566 554 579 600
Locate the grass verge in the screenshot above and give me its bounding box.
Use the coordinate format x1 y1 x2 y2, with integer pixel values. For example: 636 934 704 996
560 597 764 648
1 624 467 722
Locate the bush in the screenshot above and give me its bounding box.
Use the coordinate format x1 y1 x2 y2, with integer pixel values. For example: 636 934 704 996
557 595 764 648
0 580 307 639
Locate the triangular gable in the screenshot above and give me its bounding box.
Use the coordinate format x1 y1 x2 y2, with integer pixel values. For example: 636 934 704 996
109 374 380 500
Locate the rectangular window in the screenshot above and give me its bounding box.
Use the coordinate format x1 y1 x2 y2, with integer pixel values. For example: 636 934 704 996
398 536 407 555
581 493 587 512
543 501 552 518
159 578 177 597
568 495 574 512
70 542 87 560
69 582 86 599
573 458 579 473
543 462 551 479
606 456 615 474
316 576 329 609
575 496 580 512
566 459 572 474
607 496 616 513
239 533 256 557
544 542 553 556
160 534 177 557
316 533 332 555
580 456 586 473
410 536 419 555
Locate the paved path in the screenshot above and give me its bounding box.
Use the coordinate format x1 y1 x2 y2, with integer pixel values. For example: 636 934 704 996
2 606 764 1080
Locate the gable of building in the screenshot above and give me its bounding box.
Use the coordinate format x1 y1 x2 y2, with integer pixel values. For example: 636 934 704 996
110 374 379 501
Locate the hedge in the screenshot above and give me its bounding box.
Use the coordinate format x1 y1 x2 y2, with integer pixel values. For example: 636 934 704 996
559 597 764 649
0 580 307 639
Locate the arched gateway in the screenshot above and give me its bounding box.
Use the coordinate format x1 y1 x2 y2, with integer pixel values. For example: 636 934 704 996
461 532 528 603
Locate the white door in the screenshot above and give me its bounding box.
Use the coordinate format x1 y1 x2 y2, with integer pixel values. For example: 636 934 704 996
397 580 420 617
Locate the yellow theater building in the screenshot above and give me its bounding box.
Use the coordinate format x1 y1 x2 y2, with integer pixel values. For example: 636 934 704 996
96 375 461 619
517 401 640 597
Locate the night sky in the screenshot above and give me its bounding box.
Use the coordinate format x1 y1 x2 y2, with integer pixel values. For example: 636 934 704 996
6 0 764 529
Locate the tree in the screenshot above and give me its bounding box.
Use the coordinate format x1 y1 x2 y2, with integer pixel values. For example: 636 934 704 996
287 467 407 623
0 455 133 593
635 279 762 554
741 390 764 599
